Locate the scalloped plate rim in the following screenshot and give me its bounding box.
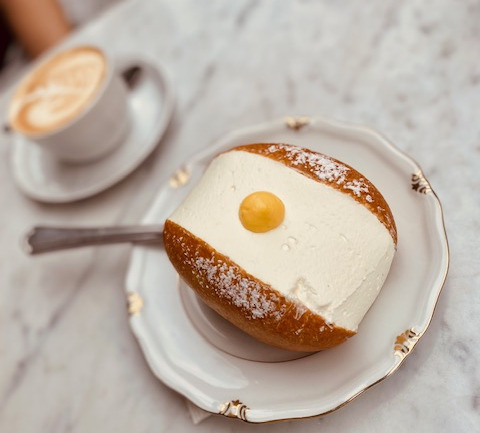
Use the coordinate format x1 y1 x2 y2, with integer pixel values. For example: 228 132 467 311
125 115 449 423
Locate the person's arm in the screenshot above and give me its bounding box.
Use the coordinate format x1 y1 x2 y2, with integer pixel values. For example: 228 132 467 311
0 0 71 57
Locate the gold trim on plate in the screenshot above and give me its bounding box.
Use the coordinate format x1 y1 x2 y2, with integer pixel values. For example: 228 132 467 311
394 329 420 359
219 400 249 421
169 166 191 188
411 172 432 194
284 116 311 131
127 292 144 316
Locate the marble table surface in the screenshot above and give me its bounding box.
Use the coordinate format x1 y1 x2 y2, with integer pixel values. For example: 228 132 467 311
0 0 479 431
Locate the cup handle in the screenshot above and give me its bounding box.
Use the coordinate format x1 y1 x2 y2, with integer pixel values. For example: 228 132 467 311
116 57 151 90
113 55 174 133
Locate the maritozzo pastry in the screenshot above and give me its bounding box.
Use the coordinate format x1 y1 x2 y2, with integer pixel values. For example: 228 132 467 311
164 143 397 352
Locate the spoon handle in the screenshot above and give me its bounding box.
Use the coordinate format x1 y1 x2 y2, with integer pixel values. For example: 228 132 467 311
25 225 164 255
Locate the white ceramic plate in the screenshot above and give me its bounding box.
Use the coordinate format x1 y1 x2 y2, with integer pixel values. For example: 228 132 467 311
10 58 174 203
125 116 449 423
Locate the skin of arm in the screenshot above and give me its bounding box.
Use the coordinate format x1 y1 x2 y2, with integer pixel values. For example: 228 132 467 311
0 0 71 57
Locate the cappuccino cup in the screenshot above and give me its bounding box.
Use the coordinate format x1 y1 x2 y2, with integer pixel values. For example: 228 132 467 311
8 45 132 163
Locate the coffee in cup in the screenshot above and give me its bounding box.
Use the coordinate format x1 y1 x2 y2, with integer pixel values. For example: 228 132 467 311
8 45 132 163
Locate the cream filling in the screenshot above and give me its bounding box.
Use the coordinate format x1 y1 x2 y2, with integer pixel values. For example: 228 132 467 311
170 150 395 331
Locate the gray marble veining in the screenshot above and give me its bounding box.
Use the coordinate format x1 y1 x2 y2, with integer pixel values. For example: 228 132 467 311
0 0 479 431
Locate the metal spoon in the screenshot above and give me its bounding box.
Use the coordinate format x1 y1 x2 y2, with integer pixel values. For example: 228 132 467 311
24 225 164 255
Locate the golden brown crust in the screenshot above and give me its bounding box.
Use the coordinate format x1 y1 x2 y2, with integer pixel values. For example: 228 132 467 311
164 219 355 352
232 143 397 245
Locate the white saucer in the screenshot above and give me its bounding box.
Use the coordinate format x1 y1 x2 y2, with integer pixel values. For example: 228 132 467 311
9 59 174 203
125 116 449 423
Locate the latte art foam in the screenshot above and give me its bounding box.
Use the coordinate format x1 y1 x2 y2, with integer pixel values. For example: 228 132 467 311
9 47 107 135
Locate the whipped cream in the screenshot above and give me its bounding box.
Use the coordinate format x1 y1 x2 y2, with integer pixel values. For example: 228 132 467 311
169 150 395 331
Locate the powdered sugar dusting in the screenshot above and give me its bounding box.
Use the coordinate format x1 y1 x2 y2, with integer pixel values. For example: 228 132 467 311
196 256 278 319
176 234 286 320
343 178 369 197
267 144 349 184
